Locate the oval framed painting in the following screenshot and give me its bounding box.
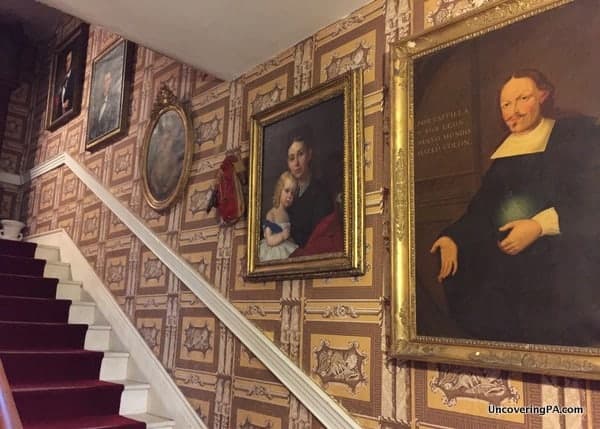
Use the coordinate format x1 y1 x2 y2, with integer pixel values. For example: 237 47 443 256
141 85 193 210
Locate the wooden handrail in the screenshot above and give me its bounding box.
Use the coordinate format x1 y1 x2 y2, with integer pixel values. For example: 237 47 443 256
0 358 22 429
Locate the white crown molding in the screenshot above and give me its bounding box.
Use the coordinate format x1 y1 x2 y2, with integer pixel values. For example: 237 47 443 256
27 229 206 429
25 152 361 429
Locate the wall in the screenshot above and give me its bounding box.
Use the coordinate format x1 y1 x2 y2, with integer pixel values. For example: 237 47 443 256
10 0 600 428
0 81 33 218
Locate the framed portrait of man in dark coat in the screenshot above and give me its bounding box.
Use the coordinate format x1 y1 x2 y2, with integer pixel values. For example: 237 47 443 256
45 24 88 131
85 39 135 151
390 0 600 379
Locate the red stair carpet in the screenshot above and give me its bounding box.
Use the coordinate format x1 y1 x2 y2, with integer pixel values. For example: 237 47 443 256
0 238 145 429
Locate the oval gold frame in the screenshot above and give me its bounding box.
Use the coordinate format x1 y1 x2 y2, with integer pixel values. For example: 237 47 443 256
141 85 193 211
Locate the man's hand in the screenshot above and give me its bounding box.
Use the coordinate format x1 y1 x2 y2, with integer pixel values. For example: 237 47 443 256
430 236 458 283
498 219 542 255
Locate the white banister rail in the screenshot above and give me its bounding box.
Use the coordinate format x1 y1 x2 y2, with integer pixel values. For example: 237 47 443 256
25 152 361 429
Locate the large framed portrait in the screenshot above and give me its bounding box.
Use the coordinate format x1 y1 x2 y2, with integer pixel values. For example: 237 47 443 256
246 69 364 281
45 24 88 131
141 85 193 211
85 39 135 151
391 0 600 378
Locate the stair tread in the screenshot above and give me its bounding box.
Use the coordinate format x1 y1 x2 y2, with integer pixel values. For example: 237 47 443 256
12 379 123 392
0 349 102 355
0 272 56 280
0 254 46 263
1 346 87 352
0 294 70 304
21 414 146 429
13 378 149 391
0 274 59 299
0 239 36 257
0 320 87 327
1 349 128 359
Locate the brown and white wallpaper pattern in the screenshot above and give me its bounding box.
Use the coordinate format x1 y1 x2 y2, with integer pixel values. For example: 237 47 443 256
0 79 34 219
11 1 600 428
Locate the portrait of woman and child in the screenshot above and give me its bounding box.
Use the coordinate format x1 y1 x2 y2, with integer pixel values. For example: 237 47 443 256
259 98 343 262
258 129 344 262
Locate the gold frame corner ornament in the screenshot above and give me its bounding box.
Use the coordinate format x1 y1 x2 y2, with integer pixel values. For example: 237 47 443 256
140 84 194 211
388 0 600 379
246 68 365 281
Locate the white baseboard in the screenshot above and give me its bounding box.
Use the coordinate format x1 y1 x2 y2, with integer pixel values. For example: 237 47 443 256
28 229 207 429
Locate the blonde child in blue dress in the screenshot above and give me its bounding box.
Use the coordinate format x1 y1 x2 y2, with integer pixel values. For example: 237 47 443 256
259 171 299 261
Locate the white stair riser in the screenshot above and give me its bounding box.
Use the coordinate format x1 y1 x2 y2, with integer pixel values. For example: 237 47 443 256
84 327 111 351
146 422 175 429
43 263 71 281
146 423 175 429
120 385 149 414
56 282 84 300
124 414 175 429
143 419 175 429
123 414 175 429
99 354 129 380
68 303 97 325
34 246 60 263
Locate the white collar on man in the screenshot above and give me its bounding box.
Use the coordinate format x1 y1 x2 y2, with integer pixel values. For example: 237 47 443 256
491 117 555 159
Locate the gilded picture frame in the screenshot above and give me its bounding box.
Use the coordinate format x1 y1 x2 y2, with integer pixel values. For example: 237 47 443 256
246 69 364 281
390 0 600 378
85 39 135 151
45 24 88 131
141 85 193 211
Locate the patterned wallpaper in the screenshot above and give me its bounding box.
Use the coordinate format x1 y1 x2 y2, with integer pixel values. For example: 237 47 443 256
0 79 33 218
9 0 600 428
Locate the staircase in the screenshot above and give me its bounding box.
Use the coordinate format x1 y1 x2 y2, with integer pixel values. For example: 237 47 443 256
0 238 174 428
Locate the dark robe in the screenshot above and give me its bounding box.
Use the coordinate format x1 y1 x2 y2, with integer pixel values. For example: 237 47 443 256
89 94 119 141
54 71 74 119
288 178 333 248
443 117 600 346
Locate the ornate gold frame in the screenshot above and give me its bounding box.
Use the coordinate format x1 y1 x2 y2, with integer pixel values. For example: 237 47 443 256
389 0 600 378
246 69 364 281
141 85 193 211
85 39 135 151
46 24 89 131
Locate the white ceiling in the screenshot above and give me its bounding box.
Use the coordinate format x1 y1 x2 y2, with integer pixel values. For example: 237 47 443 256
36 0 368 81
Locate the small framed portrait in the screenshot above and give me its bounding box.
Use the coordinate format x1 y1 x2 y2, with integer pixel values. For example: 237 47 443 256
85 39 135 151
246 69 364 281
46 24 88 131
141 85 193 211
391 0 600 378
